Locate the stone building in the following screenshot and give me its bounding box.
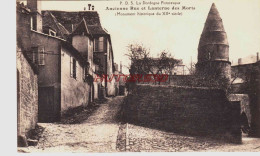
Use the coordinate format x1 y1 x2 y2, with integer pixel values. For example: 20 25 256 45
231 55 260 137
41 10 116 97
196 3 231 82
17 0 117 123
16 2 39 146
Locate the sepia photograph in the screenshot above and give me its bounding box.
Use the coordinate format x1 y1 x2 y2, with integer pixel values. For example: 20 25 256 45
16 0 260 152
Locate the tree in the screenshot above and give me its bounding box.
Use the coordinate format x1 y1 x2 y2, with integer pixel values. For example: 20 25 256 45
126 44 181 84
126 44 153 75
157 50 182 75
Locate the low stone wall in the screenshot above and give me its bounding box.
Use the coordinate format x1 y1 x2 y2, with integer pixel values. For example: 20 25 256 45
123 84 241 143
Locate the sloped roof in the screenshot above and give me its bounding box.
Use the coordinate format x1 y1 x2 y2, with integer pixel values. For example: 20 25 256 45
71 18 92 37
87 25 108 35
42 10 108 35
42 11 70 39
199 3 228 48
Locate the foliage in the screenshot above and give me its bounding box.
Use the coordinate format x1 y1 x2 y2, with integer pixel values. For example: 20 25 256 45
126 44 153 75
156 50 182 75
188 66 232 94
126 44 181 76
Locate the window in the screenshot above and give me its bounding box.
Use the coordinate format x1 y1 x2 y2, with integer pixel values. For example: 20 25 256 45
31 46 45 65
30 17 33 30
83 66 89 81
94 38 98 52
70 57 77 79
38 47 45 65
89 39 92 46
49 29 56 37
31 47 38 64
30 16 36 31
98 37 104 52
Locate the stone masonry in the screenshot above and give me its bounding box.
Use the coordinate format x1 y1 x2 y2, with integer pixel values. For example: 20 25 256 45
17 46 38 139
124 84 241 143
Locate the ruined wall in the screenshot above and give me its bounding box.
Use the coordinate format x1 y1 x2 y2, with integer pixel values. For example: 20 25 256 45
124 85 241 143
61 47 90 113
17 47 38 138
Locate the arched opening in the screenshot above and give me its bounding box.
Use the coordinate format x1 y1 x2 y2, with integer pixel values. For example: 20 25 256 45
240 112 250 134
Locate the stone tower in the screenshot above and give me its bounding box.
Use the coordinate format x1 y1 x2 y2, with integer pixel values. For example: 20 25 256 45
196 3 231 82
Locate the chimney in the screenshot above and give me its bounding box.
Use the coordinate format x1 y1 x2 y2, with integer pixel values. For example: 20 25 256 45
257 52 259 61
238 58 242 65
27 0 41 13
120 61 122 73
27 0 42 32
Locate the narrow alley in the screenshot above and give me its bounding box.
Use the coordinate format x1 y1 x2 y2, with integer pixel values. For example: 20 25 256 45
19 96 125 152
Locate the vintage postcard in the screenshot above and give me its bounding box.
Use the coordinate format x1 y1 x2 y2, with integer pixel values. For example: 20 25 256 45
16 0 260 152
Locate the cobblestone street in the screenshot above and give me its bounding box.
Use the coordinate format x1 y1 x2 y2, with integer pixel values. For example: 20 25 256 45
125 124 260 152
19 96 125 152
18 96 260 153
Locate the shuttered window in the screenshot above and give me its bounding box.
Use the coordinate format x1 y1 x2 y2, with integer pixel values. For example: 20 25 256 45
31 46 45 65
98 37 104 52
32 47 38 64
38 47 45 65
70 57 77 79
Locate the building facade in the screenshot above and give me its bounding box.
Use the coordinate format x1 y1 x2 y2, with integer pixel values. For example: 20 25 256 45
17 0 117 125
17 3 39 146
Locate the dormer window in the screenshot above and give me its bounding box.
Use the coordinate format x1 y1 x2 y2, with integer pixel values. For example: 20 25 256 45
49 29 56 37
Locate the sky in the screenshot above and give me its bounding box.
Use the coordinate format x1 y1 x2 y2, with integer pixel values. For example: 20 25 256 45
19 0 260 74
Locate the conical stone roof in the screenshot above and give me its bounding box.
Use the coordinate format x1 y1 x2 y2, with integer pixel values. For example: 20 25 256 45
198 3 228 48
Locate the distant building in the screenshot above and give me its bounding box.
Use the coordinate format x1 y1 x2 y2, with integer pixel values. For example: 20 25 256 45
232 53 259 66
114 62 126 95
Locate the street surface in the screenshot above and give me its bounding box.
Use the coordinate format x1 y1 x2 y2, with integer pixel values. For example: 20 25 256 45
18 96 260 152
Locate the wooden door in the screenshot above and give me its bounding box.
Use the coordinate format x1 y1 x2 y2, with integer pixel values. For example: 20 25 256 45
38 87 57 122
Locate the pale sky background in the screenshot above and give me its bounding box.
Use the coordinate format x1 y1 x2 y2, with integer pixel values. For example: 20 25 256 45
19 0 260 74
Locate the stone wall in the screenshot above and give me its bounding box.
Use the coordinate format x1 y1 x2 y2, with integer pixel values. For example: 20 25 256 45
228 94 250 125
17 47 38 138
231 61 260 137
124 84 241 143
